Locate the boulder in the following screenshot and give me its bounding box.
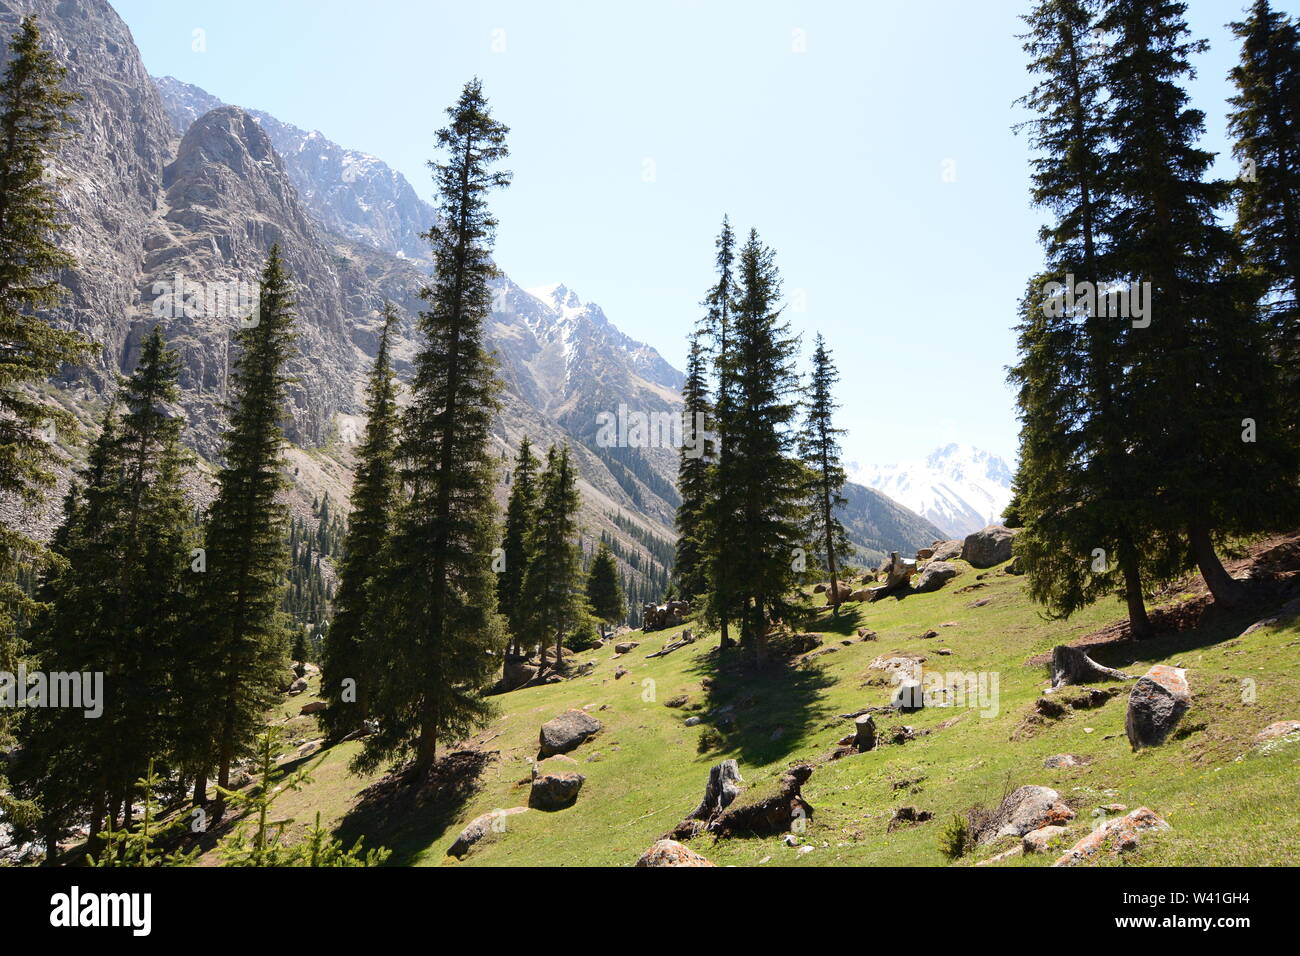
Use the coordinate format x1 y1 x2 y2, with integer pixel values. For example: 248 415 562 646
446 807 528 858
1255 719 1300 744
930 540 963 562
1006 555 1024 575
538 709 603 758
1022 825 1070 854
1053 807 1170 866
614 641 639 654
664 694 689 708
826 581 853 604
979 785 1076 842
635 839 715 867
812 583 827 594
501 658 537 692
961 525 1018 568
848 588 873 602
287 677 308 696
912 560 960 593
916 547 935 560
1125 665 1190 748
529 770 585 811
299 701 326 716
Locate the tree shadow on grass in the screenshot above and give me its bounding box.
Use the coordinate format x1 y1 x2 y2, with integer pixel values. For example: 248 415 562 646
334 748 493 866
684 644 837 768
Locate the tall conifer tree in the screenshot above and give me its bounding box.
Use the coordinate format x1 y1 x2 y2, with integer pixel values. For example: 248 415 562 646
0 15 90 820
723 230 805 660
498 435 539 658
1100 0 1294 606
1010 0 1165 636
586 539 624 640
1229 0 1300 419
199 247 297 808
320 304 401 742
520 446 585 668
672 332 712 602
799 334 850 612
698 218 741 649
17 329 194 852
358 80 509 778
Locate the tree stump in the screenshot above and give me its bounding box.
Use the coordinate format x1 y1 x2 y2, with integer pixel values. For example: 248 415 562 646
1050 645 1132 689
688 758 743 820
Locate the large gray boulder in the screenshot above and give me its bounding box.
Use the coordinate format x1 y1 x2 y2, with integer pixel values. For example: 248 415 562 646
446 807 528 858
913 560 960 593
1125 665 1190 748
961 525 1019 568
930 540 963 562
979 785 1076 842
538 709 603 757
529 770 585 811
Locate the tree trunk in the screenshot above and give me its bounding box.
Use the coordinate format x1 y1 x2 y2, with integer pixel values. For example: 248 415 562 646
192 772 207 807
1118 538 1153 640
414 721 438 778
1189 521 1247 607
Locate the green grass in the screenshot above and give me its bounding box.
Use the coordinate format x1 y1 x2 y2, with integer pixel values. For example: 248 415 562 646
272 557 1300 867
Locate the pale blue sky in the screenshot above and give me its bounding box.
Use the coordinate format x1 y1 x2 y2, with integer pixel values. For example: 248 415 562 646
112 0 1269 469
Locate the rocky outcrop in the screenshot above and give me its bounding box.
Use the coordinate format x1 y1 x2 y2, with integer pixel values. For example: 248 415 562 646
1053 807 1170 866
930 540 963 562
961 525 1018 568
635 839 715 867
538 709 602 758
913 560 960 593
1125 665 1190 748
978 785 1076 842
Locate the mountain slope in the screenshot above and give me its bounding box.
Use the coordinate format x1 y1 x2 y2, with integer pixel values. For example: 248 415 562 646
854 443 1014 538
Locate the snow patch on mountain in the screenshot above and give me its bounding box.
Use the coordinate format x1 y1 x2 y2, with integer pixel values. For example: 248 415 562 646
850 443 1014 539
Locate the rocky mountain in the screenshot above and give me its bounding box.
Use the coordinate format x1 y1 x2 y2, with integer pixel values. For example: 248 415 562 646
836 482 947 566
852 443 1014 538
2 0 945 613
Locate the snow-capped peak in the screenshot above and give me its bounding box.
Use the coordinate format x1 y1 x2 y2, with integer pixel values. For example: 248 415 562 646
850 443 1013 539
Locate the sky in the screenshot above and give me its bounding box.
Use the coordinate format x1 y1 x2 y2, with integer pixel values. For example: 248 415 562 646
112 0 1272 470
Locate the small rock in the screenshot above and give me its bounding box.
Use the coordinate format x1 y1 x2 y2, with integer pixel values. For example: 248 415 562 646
1022 825 1069 854
1255 719 1300 744
1043 753 1089 768
447 807 529 858
529 771 585 811
299 701 326 716
635 839 715 867
664 694 689 708
980 785 1076 842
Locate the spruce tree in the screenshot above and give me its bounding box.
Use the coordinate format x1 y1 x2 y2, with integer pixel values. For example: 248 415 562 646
498 434 539 658
672 332 712 602
358 79 509 778
0 15 90 819
799 334 850 612
697 217 741 649
722 230 806 661
1010 0 1165 637
320 303 401 742
1100 0 1295 606
1229 0 1300 417
520 446 586 669
198 246 297 808
17 329 194 852
586 539 625 640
